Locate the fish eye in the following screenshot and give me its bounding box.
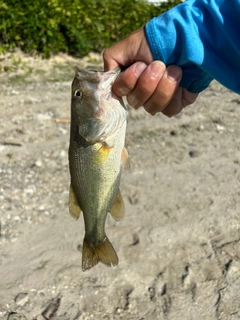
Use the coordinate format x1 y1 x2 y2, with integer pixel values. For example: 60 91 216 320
74 89 82 98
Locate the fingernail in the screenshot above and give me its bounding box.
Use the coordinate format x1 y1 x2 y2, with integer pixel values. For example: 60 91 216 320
127 96 137 109
133 62 147 76
116 86 128 96
167 66 182 82
144 105 156 116
150 61 165 78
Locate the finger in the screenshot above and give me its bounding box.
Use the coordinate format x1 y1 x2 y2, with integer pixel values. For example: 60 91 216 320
162 88 199 117
103 42 127 70
161 87 184 117
112 62 148 96
182 88 199 108
143 65 182 115
126 61 166 109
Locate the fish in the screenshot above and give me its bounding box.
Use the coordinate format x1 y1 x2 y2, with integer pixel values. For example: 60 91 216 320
68 66 129 271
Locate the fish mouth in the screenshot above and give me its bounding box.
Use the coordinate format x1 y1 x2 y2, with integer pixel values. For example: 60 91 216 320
100 68 121 91
75 66 121 87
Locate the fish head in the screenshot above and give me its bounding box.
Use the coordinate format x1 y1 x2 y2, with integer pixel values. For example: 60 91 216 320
71 67 128 143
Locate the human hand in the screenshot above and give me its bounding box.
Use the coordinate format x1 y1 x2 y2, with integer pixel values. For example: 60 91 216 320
103 27 198 117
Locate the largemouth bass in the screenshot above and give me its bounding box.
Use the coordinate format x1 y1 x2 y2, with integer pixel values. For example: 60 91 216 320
68 67 128 271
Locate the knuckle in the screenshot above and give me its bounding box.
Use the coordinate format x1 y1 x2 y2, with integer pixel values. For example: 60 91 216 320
138 83 154 96
155 81 176 101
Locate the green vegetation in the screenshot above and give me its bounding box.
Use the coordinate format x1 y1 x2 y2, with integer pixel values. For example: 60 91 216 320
0 0 182 57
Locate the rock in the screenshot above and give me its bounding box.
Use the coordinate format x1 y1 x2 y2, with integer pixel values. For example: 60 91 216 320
14 293 28 307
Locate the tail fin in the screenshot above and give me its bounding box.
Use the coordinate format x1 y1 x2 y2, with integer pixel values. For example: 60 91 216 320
82 236 118 271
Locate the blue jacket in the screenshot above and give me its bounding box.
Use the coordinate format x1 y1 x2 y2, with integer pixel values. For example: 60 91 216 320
145 0 240 93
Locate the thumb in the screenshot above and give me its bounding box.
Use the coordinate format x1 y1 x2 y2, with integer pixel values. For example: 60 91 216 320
103 27 152 71
103 38 134 71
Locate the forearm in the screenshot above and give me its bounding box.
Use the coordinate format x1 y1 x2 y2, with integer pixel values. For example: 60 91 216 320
145 0 240 93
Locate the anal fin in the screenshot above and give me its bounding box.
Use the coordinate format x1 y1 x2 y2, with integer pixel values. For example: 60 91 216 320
69 184 82 220
109 190 125 221
82 236 118 271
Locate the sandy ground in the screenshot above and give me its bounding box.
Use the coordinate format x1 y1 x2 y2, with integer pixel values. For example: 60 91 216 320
1 51 240 320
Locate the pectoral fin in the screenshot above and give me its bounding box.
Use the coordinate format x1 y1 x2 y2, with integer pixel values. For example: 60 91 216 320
109 190 125 221
93 142 113 165
121 147 130 169
69 184 82 220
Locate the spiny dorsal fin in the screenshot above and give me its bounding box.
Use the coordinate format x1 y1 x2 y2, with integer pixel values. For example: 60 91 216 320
69 184 82 220
82 236 118 271
121 147 130 169
109 190 125 221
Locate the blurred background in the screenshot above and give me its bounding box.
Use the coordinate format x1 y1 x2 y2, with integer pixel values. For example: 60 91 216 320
0 0 182 58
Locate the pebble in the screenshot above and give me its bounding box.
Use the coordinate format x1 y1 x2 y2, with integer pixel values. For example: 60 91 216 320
35 159 43 167
14 293 28 307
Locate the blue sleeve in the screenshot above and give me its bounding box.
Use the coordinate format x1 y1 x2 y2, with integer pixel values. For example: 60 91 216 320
145 0 240 94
